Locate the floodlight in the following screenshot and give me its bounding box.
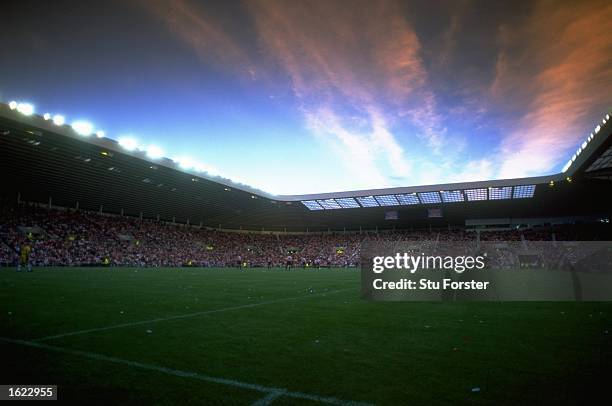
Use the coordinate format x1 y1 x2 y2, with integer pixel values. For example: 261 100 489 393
43 113 51 120
53 115 65 126
96 130 105 138
8 101 17 110
72 121 94 136
595 125 601 134
562 160 572 172
606 114 610 120
146 145 164 159
118 137 139 151
17 103 34 116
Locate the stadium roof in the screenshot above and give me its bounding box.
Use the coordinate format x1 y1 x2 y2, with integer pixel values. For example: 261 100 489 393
2 102 611 231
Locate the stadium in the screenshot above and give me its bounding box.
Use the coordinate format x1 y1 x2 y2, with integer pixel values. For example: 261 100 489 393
2 102 612 404
2 1 612 405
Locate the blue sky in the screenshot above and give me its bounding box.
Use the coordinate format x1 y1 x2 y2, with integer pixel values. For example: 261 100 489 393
1 0 610 195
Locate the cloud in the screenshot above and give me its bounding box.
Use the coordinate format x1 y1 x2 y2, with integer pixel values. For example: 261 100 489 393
304 107 389 188
136 0 453 192
449 159 495 183
247 0 446 186
141 0 255 77
137 0 611 192
491 0 612 179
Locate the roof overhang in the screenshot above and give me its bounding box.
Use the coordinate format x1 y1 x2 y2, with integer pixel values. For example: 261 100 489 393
2 102 611 231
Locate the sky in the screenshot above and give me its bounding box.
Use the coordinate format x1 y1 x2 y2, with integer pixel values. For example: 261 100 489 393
1 0 611 195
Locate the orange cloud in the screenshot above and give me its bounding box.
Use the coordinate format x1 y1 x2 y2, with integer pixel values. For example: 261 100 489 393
492 0 612 178
248 0 445 183
138 0 447 188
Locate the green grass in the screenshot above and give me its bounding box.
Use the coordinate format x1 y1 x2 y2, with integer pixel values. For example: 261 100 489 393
1 267 611 405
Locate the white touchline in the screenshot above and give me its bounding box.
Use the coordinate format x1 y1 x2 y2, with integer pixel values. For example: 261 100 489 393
0 337 372 406
34 287 356 342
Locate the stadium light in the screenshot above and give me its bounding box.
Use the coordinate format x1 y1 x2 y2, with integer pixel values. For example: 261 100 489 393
118 137 139 151
53 115 65 126
17 102 35 116
562 159 572 173
595 125 601 134
146 145 164 159
8 101 18 110
43 113 51 120
72 121 94 136
95 130 105 138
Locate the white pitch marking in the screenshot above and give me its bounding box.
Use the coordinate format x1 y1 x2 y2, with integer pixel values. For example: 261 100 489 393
34 287 356 342
0 337 372 406
251 389 286 406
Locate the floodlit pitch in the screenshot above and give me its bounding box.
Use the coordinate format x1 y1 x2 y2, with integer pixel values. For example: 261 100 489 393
2 267 611 404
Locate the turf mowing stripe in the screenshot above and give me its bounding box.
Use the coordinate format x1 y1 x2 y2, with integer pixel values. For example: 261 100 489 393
34 287 356 342
0 337 372 406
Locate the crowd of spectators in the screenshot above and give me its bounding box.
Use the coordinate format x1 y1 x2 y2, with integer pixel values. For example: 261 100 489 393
0 204 367 268
1 202 610 269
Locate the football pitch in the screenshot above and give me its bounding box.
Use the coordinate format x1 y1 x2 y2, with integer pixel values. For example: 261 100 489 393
1 267 611 405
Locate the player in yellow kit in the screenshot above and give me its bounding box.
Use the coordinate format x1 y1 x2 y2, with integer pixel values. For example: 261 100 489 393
17 242 32 272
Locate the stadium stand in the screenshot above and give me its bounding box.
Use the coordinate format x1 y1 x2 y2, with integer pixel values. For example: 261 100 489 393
2 200 611 269
1 103 611 270
1 103 611 233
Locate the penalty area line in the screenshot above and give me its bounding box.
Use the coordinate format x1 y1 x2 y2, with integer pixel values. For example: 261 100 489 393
33 287 356 342
0 337 372 406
